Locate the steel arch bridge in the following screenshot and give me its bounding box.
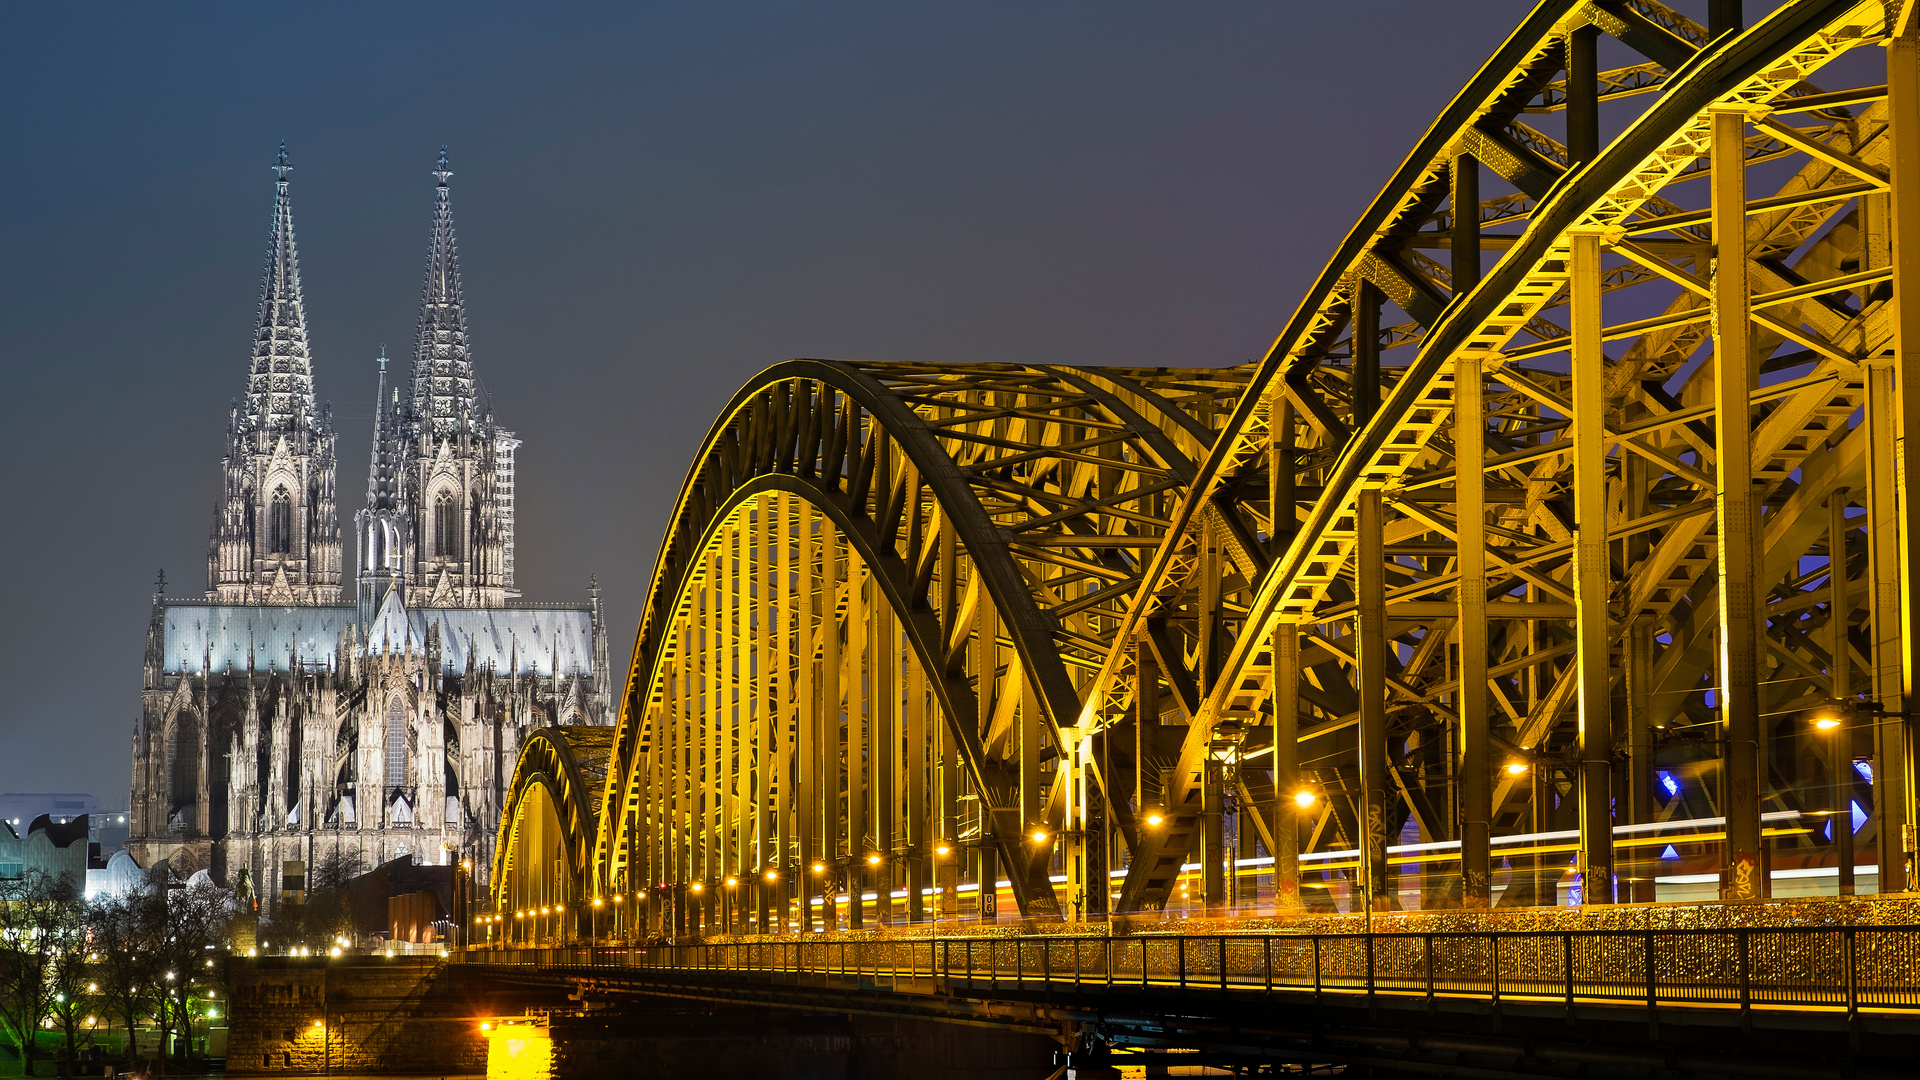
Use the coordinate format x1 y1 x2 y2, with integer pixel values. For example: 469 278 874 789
492 0 1920 939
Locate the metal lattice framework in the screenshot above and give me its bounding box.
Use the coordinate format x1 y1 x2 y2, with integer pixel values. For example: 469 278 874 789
494 726 612 932
495 0 1920 934
568 361 1240 931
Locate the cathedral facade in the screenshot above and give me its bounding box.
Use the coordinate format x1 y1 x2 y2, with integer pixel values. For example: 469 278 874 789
128 148 610 903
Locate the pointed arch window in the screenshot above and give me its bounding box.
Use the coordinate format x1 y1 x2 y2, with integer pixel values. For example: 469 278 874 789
268 487 293 554
434 492 460 559
385 698 409 790
168 711 202 826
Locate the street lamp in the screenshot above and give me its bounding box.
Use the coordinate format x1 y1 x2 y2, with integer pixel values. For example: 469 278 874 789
1505 760 1530 777
1292 788 1317 809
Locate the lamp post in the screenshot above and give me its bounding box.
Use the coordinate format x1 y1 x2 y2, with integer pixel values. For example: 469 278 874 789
1813 703 1856 896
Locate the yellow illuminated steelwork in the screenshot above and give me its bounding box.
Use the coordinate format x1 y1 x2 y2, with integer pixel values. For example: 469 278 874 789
491 0 1920 929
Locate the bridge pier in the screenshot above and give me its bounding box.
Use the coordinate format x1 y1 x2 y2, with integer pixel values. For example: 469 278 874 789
483 1003 1056 1080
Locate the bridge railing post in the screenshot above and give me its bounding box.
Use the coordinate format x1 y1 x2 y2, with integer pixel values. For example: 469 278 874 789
1365 933 1376 1007
1564 933 1575 1016
1739 927 1752 1017
1218 936 1227 993
1645 929 1657 1017
1490 934 1501 1008
1177 936 1187 991
1845 926 1859 1016
1424 933 1434 1009
1312 936 1322 1002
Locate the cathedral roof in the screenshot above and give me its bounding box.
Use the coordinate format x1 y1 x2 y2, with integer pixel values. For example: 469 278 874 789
158 601 595 677
245 143 317 437
411 147 478 440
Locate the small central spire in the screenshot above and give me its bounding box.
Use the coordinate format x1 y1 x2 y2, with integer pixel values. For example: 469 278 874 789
434 145 453 188
273 141 293 182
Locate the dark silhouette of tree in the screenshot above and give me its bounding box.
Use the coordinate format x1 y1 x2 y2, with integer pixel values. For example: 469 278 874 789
0 871 75 1075
87 886 165 1070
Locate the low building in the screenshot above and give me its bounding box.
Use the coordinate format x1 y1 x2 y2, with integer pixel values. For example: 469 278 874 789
0 814 98 888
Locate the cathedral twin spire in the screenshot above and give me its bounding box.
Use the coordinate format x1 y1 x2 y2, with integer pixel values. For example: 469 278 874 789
213 144 499 610
246 142 317 440
413 147 481 441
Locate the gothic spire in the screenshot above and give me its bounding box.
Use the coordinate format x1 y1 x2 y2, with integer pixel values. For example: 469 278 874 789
246 142 316 437
412 146 476 440
366 348 400 511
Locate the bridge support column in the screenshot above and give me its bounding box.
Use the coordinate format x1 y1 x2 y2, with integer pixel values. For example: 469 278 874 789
1709 107 1765 901
873 591 897 927
1625 614 1657 903
1201 759 1226 913
1455 352 1491 908
1882 17 1920 893
1355 487 1392 914
1831 488 1856 897
1271 619 1301 909
1570 226 1613 904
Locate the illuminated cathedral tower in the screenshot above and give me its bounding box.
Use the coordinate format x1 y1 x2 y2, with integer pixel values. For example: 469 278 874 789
207 144 342 605
131 147 606 896
399 149 509 608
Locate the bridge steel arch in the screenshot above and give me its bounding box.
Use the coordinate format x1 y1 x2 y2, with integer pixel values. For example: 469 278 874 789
586 360 1246 931
497 0 1920 934
491 726 613 943
1109 0 1920 915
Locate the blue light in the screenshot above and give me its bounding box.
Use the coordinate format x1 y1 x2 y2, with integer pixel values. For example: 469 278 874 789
1854 760 1874 783
1660 844 1680 860
1658 771 1680 797
1852 801 1868 834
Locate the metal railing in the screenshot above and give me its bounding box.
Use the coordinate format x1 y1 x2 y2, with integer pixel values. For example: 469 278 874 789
459 925 1920 1014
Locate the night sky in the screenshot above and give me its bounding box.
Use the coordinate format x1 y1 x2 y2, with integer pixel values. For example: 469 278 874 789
0 1 1534 799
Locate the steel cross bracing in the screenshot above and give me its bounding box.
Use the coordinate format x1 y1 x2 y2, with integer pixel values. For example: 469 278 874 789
1117 0 1920 915
545 360 1244 933
495 0 1920 929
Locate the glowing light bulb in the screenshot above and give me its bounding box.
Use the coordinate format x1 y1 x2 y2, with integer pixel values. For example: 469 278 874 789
1505 761 1529 776
1144 812 1164 827
1815 717 1842 731
1030 830 1049 844
1293 789 1317 809
866 854 882 866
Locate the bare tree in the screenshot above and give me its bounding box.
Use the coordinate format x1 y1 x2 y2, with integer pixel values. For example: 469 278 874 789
154 882 232 1065
86 887 163 1070
44 885 94 1076
0 871 74 1075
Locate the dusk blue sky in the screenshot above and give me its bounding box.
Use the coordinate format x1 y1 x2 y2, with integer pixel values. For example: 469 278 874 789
0 1 1535 797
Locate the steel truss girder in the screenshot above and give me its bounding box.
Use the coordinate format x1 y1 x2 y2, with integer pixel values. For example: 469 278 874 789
1115 0 1918 910
494 725 613 933
592 359 1244 921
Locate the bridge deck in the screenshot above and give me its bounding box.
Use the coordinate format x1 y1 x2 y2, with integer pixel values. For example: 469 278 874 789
461 923 1920 1017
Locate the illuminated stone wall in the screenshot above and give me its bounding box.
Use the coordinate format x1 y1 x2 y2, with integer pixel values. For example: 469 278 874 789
225 956 536 1074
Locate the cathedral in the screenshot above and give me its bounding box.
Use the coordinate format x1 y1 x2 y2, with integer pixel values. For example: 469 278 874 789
127 147 610 902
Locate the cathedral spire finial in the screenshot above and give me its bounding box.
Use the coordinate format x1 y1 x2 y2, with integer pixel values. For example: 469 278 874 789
412 146 476 440
244 143 315 438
